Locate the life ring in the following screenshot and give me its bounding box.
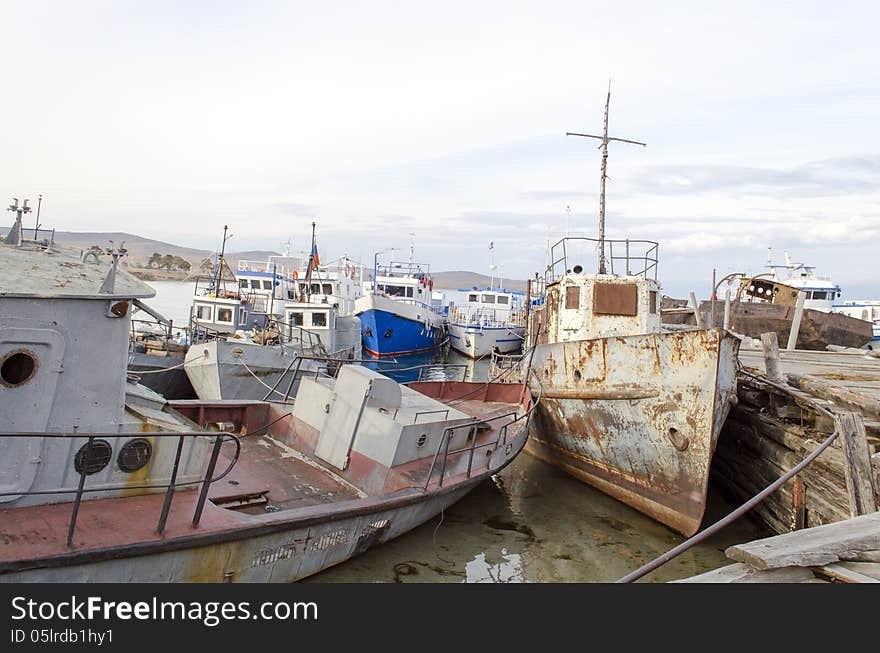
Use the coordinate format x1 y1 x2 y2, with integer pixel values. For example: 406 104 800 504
293 270 299 279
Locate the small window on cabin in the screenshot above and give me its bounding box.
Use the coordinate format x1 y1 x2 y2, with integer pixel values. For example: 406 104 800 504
289 312 304 326
497 295 509 305
813 291 827 300
239 308 247 323
195 304 213 321
482 294 496 304
311 312 327 327
262 280 273 290
649 291 658 314
216 308 233 323
565 286 580 310
323 283 333 295
468 294 479 302
310 283 320 294
238 279 247 288
406 287 414 298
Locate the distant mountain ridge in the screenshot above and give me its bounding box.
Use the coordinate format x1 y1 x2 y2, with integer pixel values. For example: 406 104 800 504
0 228 527 288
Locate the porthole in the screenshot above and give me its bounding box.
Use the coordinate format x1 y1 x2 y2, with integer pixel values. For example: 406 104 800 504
0 350 38 387
117 438 152 473
74 440 113 475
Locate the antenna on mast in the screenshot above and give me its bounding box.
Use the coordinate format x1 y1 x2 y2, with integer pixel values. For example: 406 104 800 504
567 80 646 274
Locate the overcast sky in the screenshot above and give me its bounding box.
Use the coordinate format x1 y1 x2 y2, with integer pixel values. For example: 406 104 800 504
3 1 879 297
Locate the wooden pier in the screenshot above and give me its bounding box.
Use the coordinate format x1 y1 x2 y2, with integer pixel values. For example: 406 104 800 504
711 341 880 536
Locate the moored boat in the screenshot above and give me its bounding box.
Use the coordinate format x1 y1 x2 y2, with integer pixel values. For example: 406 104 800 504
0 214 534 582
447 288 526 358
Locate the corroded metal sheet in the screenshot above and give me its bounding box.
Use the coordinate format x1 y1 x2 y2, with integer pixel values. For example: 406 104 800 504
526 328 739 536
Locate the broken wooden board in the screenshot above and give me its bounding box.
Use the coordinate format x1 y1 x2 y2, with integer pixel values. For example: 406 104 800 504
673 562 815 583
725 511 880 570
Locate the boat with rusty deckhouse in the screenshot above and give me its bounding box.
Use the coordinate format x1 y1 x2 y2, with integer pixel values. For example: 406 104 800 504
0 209 534 582
522 237 740 536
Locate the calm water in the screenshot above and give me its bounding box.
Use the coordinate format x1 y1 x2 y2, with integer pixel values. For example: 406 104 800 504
142 282 768 583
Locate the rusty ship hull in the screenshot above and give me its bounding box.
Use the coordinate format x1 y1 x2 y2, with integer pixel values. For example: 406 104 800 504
525 328 739 536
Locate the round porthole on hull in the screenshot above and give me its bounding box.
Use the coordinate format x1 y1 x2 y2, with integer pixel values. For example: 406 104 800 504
74 440 113 475
117 438 153 473
0 350 38 387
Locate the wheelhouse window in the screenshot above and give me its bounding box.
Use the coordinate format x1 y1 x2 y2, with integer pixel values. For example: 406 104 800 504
195 304 213 321
262 280 273 290
238 308 248 324
289 312 304 326
406 287 414 298
311 312 327 327
565 286 580 310
468 293 479 302
216 307 233 323
238 279 248 288
322 283 333 295
497 295 509 305
649 291 658 314
481 294 496 304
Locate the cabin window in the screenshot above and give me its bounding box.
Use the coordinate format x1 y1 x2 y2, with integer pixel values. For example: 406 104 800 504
649 291 658 314
216 307 233 323
406 287 414 298
195 304 213 321
239 308 248 324
262 280 273 290
238 279 247 288
497 295 509 305
289 312 304 326
482 294 496 304
593 282 638 316
468 293 479 302
812 291 827 300
311 312 327 327
323 283 333 295
565 286 580 310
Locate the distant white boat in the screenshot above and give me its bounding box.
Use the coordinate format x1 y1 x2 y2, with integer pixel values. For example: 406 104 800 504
764 250 841 312
447 288 525 359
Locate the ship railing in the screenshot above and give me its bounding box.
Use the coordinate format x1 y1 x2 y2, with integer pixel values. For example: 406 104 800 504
546 237 659 284
0 430 244 548
420 378 541 489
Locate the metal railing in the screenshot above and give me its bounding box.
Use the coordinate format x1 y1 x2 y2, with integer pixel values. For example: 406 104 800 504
0 430 241 547
546 237 659 283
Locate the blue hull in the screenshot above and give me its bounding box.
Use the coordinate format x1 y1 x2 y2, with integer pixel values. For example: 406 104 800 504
359 308 444 357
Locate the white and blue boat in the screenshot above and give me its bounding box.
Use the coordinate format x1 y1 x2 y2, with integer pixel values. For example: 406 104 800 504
447 288 526 358
355 256 445 357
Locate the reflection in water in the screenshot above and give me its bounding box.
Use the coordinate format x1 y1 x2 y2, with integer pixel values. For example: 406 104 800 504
466 549 524 583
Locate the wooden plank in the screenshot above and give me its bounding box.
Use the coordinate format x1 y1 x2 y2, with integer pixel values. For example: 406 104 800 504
839 550 880 563
673 563 815 583
761 332 783 382
690 292 703 328
815 562 880 583
786 290 807 350
789 373 880 419
836 411 878 517
725 511 880 570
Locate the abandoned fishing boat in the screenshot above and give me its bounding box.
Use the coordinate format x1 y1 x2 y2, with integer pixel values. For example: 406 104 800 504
522 237 740 536
509 88 740 536
447 288 526 358
355 244 445 357
663 250 872 350
0 215 534 582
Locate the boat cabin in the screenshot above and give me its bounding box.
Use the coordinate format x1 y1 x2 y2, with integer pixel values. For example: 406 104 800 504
528 238 661 344
0 213 211 509
365 261 434 306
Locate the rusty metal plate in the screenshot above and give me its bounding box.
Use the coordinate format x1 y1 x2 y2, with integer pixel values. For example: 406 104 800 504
593 282 638 316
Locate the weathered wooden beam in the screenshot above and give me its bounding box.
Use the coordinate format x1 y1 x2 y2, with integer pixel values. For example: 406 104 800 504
836 411 878 517
725 511 880 570
787 373 880 420
786 290 807 350
673 562 815 583
690 291 703 328
815 562 880 583
761 332 783 382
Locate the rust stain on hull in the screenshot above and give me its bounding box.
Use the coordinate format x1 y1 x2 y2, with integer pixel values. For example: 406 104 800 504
527 328 739 536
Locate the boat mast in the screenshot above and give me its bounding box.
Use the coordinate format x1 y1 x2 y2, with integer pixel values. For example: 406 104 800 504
567 81 646 274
